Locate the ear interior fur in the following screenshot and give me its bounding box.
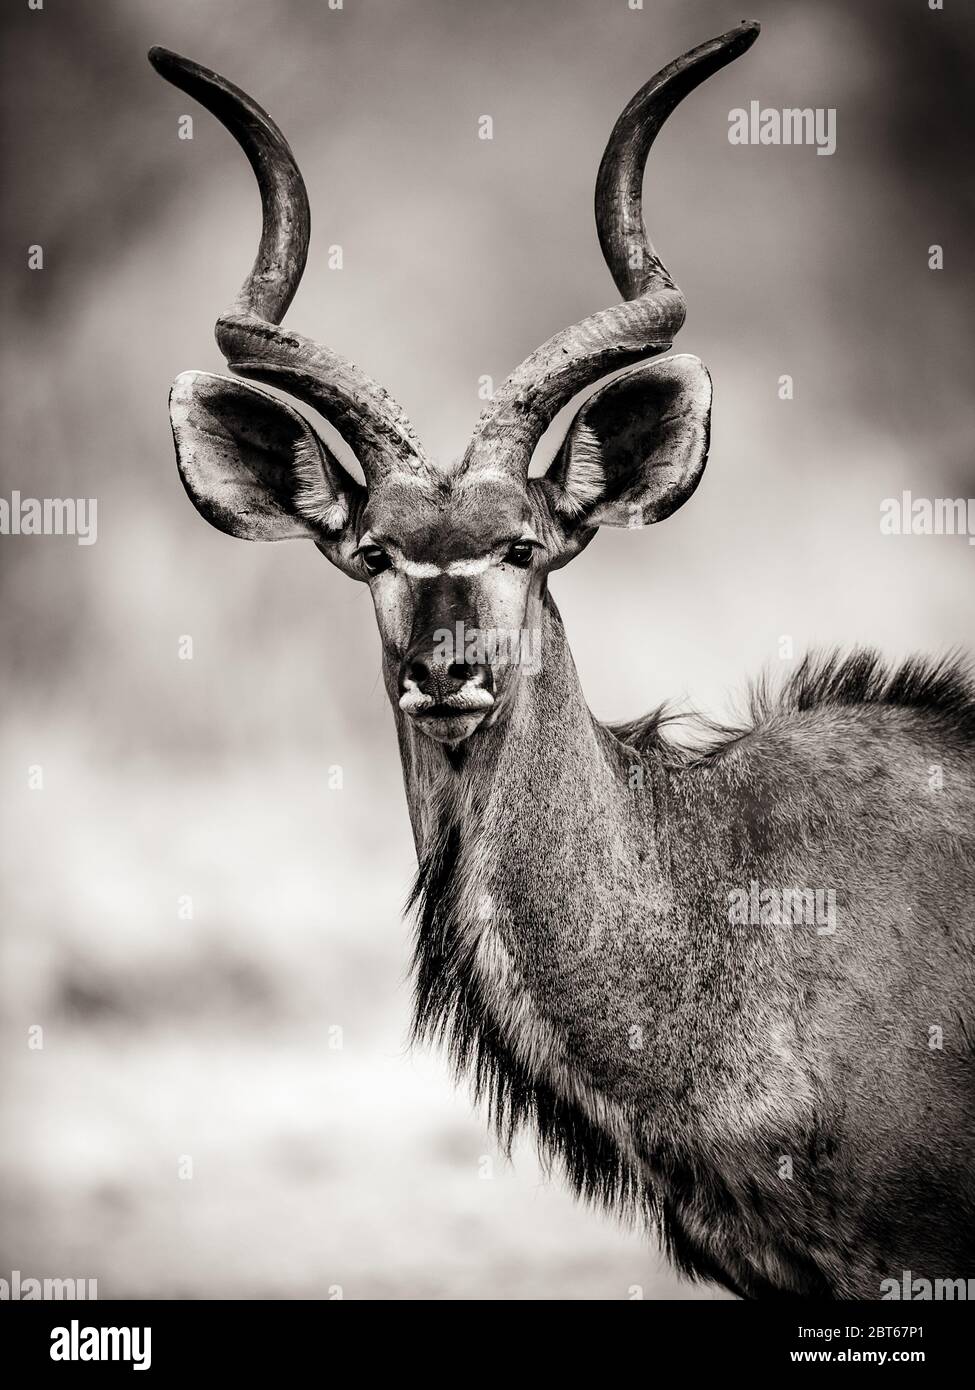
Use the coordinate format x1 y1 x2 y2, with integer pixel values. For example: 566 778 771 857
168 370 361 543
548 354 712 530
292 433 350 532
555 424 607 518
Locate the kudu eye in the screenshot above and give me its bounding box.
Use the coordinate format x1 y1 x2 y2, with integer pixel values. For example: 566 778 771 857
360 544 392 576
504 541 535 568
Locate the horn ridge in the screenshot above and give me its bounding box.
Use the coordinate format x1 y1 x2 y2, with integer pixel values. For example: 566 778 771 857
149 47 431 484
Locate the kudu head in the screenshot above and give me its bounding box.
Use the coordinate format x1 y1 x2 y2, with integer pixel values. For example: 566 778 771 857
152 23 758 746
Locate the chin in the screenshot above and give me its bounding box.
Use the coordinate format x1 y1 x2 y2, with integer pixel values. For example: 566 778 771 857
411 711 490 745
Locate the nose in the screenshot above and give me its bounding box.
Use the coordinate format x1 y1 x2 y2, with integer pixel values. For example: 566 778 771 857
400 647 494 704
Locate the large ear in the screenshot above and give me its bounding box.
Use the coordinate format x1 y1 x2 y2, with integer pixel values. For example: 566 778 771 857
544 355 712 530
168 371 365 574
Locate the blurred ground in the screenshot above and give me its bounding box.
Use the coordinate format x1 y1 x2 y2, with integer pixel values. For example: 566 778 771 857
1 0 972 1298
1 755 722 1299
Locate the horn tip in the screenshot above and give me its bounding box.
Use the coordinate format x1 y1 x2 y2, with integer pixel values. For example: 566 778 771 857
731 20 761 48
148 46 198 83
147 45 176 69
703 20 759 69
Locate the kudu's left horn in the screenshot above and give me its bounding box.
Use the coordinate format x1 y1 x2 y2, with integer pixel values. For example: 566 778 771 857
148 47 431 485
462 21 760 479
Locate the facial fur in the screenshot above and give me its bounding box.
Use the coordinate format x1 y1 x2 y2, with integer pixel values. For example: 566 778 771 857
356 467 560 746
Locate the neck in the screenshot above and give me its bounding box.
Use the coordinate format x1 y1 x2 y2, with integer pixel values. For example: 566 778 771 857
390 593 677 1149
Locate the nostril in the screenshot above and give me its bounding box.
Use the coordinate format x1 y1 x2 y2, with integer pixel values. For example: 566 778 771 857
448 662 494 693
401 653 495 699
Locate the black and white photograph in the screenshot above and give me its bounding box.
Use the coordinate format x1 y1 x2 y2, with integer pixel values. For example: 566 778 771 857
1 0 972 1364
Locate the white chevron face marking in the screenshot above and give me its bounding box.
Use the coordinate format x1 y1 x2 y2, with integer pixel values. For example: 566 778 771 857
398 558 443 578
446 557 492 576
395 555 494 578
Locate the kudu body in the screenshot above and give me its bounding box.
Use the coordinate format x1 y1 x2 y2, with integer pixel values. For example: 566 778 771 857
151 25 975 1298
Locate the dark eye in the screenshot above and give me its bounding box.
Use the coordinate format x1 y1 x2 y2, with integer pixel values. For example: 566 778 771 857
504 541 534 568
360 545 391 576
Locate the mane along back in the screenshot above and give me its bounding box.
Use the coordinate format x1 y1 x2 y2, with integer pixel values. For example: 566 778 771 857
761 649 975 736
612 649 975 765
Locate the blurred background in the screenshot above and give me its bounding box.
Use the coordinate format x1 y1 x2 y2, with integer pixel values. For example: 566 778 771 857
1 0 972 1299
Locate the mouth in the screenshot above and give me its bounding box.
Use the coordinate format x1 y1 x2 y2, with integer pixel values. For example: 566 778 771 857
412 709 490 743
399 688 495 743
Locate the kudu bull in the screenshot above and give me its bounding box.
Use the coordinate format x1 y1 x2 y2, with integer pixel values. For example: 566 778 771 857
151 24 975 1298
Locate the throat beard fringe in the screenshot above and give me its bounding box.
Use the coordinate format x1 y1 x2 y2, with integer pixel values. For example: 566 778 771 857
406 813 652 1223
